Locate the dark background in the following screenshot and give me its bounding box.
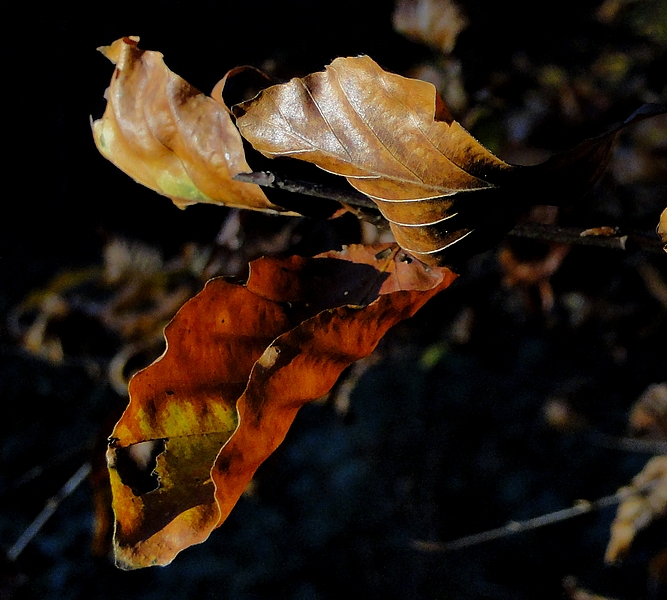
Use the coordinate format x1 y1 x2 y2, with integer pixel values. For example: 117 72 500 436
1 1 666 599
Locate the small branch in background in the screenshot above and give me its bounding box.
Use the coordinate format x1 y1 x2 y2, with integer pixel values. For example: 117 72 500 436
412 476 664 553
508 222 662 253
7 462 92 561
234 171 664 253
636 261 667 309
592 433 667 455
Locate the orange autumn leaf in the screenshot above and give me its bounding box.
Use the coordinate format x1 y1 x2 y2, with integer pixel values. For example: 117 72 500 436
234 57 666 265
92 37 284 213
107 244 456 569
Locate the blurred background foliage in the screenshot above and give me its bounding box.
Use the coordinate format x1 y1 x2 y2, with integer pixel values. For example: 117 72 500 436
1 1 666 599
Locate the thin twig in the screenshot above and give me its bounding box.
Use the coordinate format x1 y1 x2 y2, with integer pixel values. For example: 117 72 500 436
7 462 92 561
234 171 664 253
592 433 667 455
234 171 377 209
508 222 662 253
412 477 664 553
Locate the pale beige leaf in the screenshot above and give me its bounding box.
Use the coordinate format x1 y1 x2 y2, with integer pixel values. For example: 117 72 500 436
659 207 667 253
605 455 667 563
393 0 468 54
630 383 667 440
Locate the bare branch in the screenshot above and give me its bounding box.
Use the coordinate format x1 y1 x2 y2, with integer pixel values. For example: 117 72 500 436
412 476 664 553
234 171 377 210
508 222 662 253
7 462 92 561
592 433 667 455
234 171 664 253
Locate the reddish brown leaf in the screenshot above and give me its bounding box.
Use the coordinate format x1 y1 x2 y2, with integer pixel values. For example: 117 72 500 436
107 244 456 568
92 37 285 213
579 226 619 237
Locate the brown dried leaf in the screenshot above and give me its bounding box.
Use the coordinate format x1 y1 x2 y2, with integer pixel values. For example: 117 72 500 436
605 455 667 563
579 226 619 237
392 0 468 54
498 242 570 312
234 55 519 264
659 207 667 253
630 383 667 440
235 58 666 265
92 37 283 212
107 244 456 568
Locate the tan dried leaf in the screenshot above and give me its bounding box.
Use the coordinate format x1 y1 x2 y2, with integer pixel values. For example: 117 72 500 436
605 455 667 563
234 55 516 265
392 0 468 54
658 207 667 253
236 55 665 266
92 37 283 212
630 382 667 440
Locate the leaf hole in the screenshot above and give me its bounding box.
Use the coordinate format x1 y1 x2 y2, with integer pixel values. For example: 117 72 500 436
114 439 166 496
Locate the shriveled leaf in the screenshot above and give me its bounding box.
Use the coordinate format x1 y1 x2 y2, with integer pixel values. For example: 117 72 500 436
579 226 619 237
392 0 468 54
235 56 666 265
605 455 667 563
659 207 667 253
498 241 569 313
107 244 456 568
234 55 515 264
563 576 620 600
630 383 667 440
92 37 283 212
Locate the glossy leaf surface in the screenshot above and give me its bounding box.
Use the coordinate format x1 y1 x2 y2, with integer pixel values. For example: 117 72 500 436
235 57 666 264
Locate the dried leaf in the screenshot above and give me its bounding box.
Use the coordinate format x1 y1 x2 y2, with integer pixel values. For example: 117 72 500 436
234 55 516 264
392 0 468 54
563 576 620 600
498 241 570 312
235 56 666 265
630 383 667 440
92 37 283 212
579 226 619 237
605 455 667 563
107 244 456 568
659 207 667 253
